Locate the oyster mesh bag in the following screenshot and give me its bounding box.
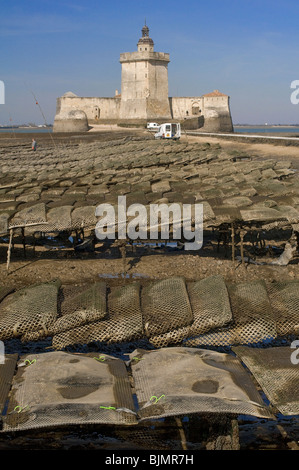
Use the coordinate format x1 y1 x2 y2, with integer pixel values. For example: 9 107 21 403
185 280 277 347
149 275 232 348
188 275 233 335
233 345 299 415
21 281 107 342
1 351 137 432
141 277 193 340
129 347 273 421
52 282 143 349
0 286 14 303
266 280 299 336
0 279 61 341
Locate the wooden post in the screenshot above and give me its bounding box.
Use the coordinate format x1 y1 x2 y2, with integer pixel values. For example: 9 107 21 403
240 229 246 265
174 417 188 450
206 415 240 450
21 227 26 258
33 232 36 256
277 424 299 450
231 223 235 265
6 228 13 272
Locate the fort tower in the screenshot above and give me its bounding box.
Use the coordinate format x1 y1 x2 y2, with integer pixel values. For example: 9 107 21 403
119 24 172 121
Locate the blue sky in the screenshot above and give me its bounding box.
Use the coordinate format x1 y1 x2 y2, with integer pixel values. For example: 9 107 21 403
0 0 298 125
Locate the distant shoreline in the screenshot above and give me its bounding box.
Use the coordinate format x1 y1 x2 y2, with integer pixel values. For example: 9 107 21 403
234 124 299 128
0 127 53 133
0 124 299 136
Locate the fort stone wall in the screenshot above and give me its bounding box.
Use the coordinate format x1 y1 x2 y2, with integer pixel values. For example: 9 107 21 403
169 97 204 120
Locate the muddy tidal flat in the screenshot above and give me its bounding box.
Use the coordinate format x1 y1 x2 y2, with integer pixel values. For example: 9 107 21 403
0 128 298 451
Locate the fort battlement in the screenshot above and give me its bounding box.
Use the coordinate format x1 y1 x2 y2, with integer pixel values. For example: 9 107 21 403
120 51 170 63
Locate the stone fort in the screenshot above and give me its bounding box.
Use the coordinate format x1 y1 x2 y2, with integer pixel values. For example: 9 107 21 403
53 24 233 133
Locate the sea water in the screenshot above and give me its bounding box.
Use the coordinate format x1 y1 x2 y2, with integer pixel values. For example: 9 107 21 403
234 126 299 134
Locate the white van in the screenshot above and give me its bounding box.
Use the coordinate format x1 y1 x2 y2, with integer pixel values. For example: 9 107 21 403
154 123 181 140
147 122 159 130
